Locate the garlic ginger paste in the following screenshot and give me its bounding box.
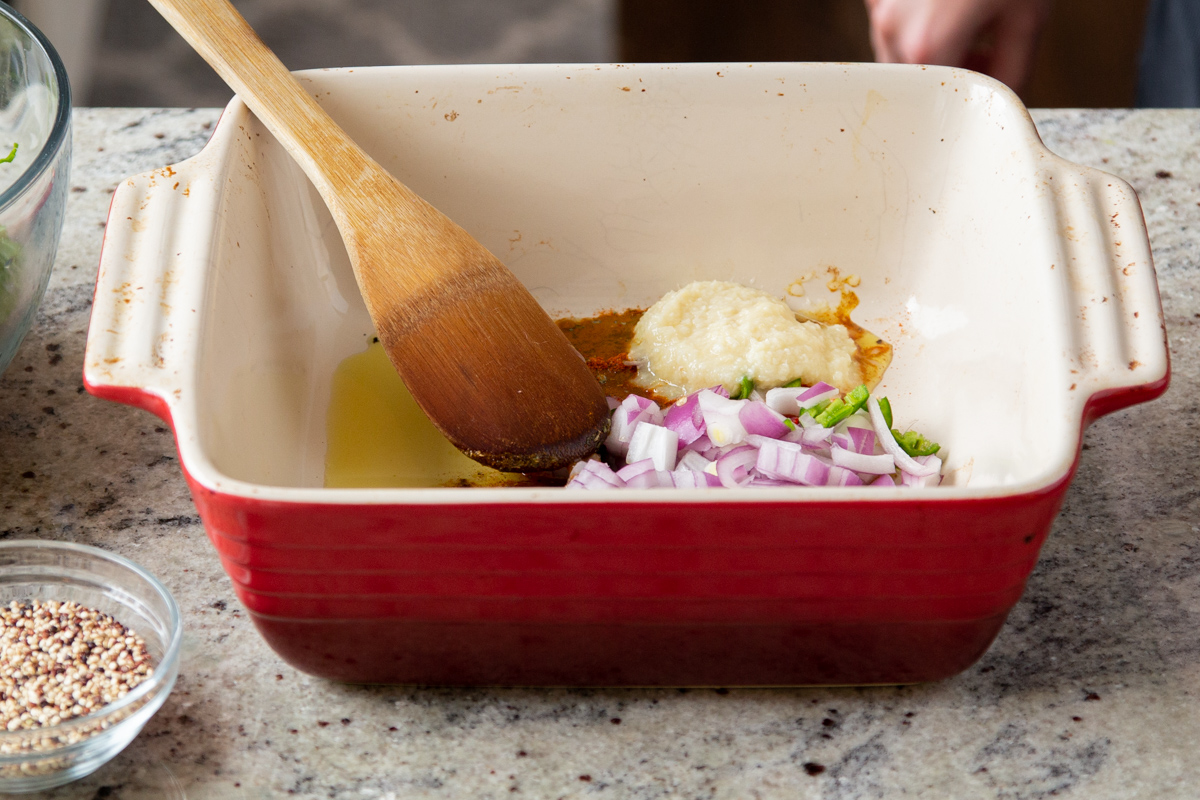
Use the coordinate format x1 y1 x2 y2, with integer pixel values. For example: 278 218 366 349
628 280 863 399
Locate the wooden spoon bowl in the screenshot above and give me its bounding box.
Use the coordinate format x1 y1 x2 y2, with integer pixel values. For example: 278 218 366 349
148 0 609 472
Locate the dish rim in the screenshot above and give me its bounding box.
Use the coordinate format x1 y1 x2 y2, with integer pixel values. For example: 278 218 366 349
85 62 1172 506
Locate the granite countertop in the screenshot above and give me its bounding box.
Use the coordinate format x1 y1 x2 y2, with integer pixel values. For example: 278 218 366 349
0 107 1197 799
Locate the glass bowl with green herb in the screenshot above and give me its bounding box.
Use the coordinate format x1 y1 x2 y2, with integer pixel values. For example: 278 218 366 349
0 2 70 378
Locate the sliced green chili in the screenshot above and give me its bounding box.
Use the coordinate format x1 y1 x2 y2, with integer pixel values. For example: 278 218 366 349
892 429 941 457
878 396 893 430
814 384 870 427
730 375 755 400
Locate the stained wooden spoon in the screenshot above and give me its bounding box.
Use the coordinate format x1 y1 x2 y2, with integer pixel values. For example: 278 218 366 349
148 0 609 472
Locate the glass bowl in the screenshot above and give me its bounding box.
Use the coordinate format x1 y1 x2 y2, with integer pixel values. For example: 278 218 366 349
0 2 70 377
0 541 181 794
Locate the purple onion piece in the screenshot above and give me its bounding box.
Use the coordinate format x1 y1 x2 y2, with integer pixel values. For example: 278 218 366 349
715 446 758 488
847 426 876 455
738 400 790 438
830 446 896 475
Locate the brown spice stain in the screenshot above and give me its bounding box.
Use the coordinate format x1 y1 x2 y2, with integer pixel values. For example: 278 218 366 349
797 289 892 391
557 308 660 403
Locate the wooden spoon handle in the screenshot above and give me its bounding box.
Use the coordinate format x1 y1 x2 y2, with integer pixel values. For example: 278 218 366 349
147 0 612 471
147 0 373 201
146 0 456 305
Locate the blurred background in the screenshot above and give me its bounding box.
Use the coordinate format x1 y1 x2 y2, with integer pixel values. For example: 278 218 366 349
12 0 1150 108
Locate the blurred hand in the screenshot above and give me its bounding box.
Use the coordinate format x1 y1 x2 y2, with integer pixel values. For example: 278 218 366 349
865 0 1052 91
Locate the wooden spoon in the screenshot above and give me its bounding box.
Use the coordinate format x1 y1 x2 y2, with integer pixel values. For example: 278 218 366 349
148 0 609 472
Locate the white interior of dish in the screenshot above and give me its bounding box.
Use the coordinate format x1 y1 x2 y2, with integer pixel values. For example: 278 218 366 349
191 64 1083 493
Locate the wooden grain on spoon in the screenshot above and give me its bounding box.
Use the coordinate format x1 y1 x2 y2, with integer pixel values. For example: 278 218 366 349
148 0 609 472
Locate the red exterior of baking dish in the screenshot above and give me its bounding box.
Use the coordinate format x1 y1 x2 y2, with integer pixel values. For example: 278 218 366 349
83 64 1173 686
93 377 1166 686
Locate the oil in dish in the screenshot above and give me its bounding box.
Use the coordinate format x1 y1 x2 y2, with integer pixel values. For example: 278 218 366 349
324 340 545 488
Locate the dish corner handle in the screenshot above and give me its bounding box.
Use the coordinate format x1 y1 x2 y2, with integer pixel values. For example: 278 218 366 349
1057 169 1170 426
83 165 211 424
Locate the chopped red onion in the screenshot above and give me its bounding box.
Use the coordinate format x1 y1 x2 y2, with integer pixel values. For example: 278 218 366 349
625 468 675 489
801 425 835 446
604 414 634 457
676 450 713 474
781 427 808 445
830 446 896 475
828 466 865 486
616 458 657 482
683 433 717 458
715 446 758 488
847 426 876 455
697 390 749 447
625 394 663 425
797 382 839 407
664 393 706 446
755 439 830 485
627 422 679 471
572 385 943 491
765 387 806 416
903 454 944 487
739 400 790 438
566 459 625 490
866 397 940 478
673 467 719 488
605 395 657 456
748 476 791 487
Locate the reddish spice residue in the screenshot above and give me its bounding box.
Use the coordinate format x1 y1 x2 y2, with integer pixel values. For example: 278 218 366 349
556 309 667 403
586 354 636 372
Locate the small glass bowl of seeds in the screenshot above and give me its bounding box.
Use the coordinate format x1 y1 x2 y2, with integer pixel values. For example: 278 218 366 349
0 540 181 793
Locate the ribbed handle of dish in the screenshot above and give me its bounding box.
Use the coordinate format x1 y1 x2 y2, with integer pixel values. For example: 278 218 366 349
1053 165 1170 425
84 159 216 423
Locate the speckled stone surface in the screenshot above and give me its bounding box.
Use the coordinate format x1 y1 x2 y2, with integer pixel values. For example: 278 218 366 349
0 107 1197 798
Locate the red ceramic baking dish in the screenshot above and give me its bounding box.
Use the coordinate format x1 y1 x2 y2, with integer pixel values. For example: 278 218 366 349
84 63 1169 685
